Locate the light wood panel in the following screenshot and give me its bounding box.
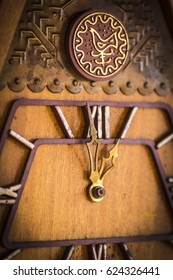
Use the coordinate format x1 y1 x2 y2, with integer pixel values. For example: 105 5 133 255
0 0 173 260
8 144 173 242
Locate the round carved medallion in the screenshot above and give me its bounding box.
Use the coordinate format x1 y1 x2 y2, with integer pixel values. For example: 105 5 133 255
69 11 129 81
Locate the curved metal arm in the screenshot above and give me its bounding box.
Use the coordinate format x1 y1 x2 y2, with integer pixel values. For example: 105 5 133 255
86 104 138 186
86 104 119 185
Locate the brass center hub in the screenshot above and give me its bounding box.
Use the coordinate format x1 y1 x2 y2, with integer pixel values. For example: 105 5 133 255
87 183 106 203
92 186 106 198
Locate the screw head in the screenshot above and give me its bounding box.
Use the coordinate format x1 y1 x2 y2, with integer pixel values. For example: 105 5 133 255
109 80 114 87
14 78 20 85
73 79 78 86
90 81 96 87
92 186 106 198
54 79 60 86
144 81 149 88
34 78 41 85
160 82 166 89
126 81 132 88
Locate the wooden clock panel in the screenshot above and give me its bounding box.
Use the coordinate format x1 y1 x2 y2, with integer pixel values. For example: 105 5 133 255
0 100 173 248
0 0 173 260
1 98 173 259
7 144 172 240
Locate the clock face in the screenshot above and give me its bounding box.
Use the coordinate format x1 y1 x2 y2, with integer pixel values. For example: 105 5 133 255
0 99 173 260
0 0 173 260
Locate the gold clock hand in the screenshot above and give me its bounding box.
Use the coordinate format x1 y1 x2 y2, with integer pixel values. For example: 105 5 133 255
86 104 101 184
86 103 98 142
86 105 138 203
99 106 138 181
99 139 120 182
86 103 119 202
86 104 118 202
86 104 120 187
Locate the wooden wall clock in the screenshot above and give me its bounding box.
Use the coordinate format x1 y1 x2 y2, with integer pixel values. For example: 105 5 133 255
0 0 173 260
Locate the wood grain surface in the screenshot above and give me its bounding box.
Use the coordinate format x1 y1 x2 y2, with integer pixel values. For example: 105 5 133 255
0 0 173 260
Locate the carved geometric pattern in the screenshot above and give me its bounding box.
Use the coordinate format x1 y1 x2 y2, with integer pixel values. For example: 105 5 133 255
0 0 172 93
8 0 76 69
116 0 168 73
